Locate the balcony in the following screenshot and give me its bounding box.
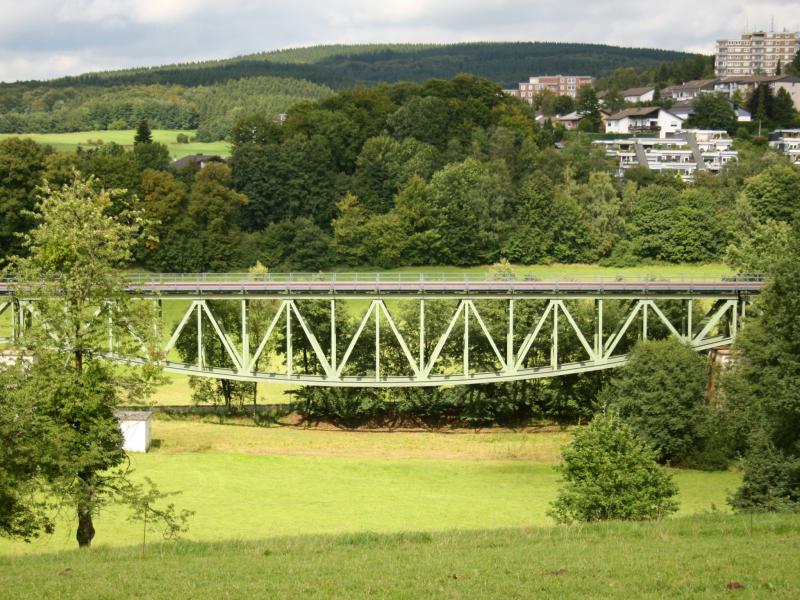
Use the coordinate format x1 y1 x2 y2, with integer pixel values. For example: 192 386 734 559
628 123 661 133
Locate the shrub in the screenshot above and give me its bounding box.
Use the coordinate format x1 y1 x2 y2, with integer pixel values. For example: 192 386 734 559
176 133 190 144
729 430 800 512
549 415 679 523
601 338 713 466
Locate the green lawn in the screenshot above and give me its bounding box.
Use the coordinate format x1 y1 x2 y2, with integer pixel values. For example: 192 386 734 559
0 130 231 159
0 421 740 557
3 514 799 599
1 420 782 598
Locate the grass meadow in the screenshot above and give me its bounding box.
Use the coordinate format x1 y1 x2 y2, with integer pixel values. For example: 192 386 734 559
1 419 798 598
0 130 231 160
3 514 799 599
0 420 741 558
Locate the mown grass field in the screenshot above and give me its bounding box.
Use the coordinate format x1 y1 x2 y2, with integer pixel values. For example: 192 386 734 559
0 421 740 558
3 514 799 599
2 417 795 598
0 130 231 159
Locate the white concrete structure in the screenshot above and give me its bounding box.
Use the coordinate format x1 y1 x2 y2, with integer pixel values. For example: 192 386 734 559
768 129 800 165
594 130 737 182
716 30 799 77
604 107 684 138
116 411 152 453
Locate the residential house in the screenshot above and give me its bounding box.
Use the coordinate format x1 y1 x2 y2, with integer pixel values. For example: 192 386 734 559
669 99 751 123
621 86 656 103
171 154 226 170
594 129 737 182
556 110 611 130
768 129 800 165
604 107 684 138
664 79 717 102
506 75 595 103
714 74 800 109
716 30 799 77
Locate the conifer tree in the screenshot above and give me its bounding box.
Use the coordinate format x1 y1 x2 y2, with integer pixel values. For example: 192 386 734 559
134 118 153 144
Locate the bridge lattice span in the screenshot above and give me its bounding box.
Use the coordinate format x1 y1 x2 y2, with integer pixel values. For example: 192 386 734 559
0 273 763 387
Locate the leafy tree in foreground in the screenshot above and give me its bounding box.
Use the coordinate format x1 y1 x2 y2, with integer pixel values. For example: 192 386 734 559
725 221 800 511
6 173 190 547
600 339 711 466
549 415 678 523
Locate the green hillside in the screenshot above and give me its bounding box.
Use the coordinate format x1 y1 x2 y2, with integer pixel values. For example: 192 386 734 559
0 42 708 139
31 42 698 89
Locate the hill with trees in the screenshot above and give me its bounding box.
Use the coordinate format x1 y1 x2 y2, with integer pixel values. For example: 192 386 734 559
0 42 706 139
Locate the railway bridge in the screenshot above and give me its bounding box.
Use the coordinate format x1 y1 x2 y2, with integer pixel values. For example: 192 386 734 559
0 273 764 387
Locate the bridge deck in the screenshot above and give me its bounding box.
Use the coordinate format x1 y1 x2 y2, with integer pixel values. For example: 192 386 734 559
0 273 765 298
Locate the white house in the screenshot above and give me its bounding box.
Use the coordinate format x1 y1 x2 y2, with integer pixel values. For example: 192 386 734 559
621 86 656 103
116 410 152 453
604 107 685 138
665 79 717 102
768 129 800 165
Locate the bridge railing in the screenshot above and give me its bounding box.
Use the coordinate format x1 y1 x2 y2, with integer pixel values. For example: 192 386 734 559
122 272 768 285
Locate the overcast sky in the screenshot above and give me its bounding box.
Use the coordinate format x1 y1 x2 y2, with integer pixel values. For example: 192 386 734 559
1 0 800 83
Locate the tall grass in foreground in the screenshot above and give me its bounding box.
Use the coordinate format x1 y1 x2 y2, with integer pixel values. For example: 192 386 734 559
2 513 798 598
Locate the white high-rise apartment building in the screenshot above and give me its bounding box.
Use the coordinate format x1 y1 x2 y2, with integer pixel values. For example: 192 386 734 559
716 30 799 77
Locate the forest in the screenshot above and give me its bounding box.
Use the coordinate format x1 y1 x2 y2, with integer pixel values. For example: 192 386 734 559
0 42 710 139
1 73 796 277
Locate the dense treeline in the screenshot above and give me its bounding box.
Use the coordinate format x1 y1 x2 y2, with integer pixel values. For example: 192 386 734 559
0 77 332 140
3 74 800 273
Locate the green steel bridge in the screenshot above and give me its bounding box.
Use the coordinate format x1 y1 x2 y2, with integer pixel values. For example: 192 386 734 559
0 273 764 387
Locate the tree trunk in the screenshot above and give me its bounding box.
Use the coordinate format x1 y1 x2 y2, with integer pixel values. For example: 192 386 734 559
76 501 95 548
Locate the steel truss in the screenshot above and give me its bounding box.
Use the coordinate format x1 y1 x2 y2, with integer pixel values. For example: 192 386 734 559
0 281 755 387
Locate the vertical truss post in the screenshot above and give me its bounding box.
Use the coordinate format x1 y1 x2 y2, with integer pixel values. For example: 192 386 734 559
732 298 739 338
17 300 25 341
506 298 515 374
375 303 380 381
196 302 203 369
286 301 293 376
687 299 693 341
330 300 337 373
595 299 603 359
642 302 648 340
419 299 425 371
551 302 559 369
463 301 469 377
241 300 249 370
12 300 18 343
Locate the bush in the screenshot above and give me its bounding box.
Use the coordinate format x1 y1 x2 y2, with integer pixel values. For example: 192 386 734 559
549 415 679 523
601 339 713 466
176 133 190 144
729 430 800 512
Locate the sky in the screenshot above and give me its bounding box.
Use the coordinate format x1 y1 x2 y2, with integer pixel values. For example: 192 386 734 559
1 0 800 83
